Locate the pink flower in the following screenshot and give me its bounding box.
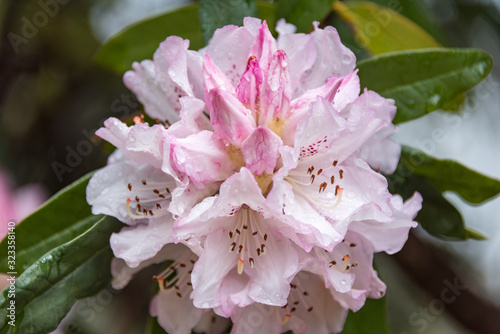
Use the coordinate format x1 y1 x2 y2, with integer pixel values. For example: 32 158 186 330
88 17 422 333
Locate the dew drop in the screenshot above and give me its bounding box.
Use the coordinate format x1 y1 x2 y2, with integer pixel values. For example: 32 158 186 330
340 279 347 286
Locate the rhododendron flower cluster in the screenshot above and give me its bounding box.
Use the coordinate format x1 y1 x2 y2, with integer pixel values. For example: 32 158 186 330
87 18 422 334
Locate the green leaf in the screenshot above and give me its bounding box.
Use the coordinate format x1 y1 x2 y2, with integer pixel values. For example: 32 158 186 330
400 146 500 204
275 0 335 33
342 297 390 334
334 1 440 54
94 4 204 74
199 0 258 45
357 48 492 123
368 0 449 46
0 172 97 274
144 316 167 334
257 1 277 35
0 215 122 333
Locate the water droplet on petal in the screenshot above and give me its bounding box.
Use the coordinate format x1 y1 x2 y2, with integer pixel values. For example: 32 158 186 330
340 279 347 286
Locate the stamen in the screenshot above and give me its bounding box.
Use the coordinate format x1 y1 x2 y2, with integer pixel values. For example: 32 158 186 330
228 209 268 275
341 255 351 272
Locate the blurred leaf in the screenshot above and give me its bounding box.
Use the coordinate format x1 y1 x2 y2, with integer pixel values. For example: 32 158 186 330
257 1 277 35
368 0 449 46
0 172 96 274
199 0 258 45
275 0 335 33
357 48 492 123
334 1 440 54
400 146 500 204
144 316 167 334
342 297 389 334
388 172 483 240
94 4 203 74
0 215 122 333
95 2 273 74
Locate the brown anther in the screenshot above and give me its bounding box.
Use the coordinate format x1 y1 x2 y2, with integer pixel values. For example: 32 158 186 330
156 203 161 209
257 248 261 256
307 166 314 175
310 174 316 184
128 183 132 191
236 229 241 235
231 242 237 251
291 307 296 313
335 185 340 196
331 175 335 185
179 263 186 268
308 307 313 312
290 284 297 289
319 182 327 193
339 169 344 179
249 258 255 267
329 260 337 267
176 292 182 298
350 243 357 247
153 189 160 194
252 231 258 236
142 180 147 185
243 225 248 229
135 196 140 202
293 301 299 305
264 234 268 241
332 160 338 167
229 231 233 238
166 188 171 193
149 210 154 216
238 245 243 253
303 292 309 296
317 169 323 175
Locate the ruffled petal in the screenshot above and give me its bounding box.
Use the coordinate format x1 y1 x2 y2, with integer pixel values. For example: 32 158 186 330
277 29 316 96
208 88 255 146
110 215 174 267
297 22 356 94
241 126 282 175
260 50 292 124
203 19 259 86
123 60 180 123
350 192 421 254
203 54 236 103
191 229 239 309
246 232 299 306
236 56 263 114
168 96 211 138
171 130 235 188
249 20 278 73
87 159 175 225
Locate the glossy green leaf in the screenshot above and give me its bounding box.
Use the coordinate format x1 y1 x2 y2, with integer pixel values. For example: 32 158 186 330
400 146 500 204
0 172 96 274
342 297 390 334
94 4 203 74
334 1 440 54
275 0 335 33
0 215 122 333
357 48 492 123
199 0 257 45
